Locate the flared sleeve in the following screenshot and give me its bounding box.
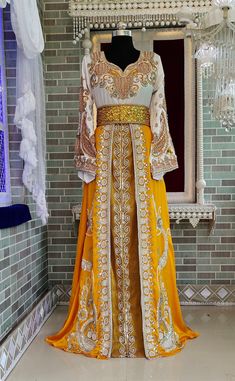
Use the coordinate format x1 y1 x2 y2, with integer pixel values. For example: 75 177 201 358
149 54 178 180
74 55 96 183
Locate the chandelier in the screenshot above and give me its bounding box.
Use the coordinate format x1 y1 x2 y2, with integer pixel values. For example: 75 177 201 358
194 0 235 131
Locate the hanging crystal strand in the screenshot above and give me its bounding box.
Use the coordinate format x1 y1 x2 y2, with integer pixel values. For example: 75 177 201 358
78 17 82 39
209 69 212 113
232 27 235 127
217 28 221 122
75 17 79 43
226 28 230 129
222 26 230 131
135 14 138 28
229 28 235 128
81 16 84 35
73 17 76 45
84 17 87 32
214 30 220 122
211 59 215 112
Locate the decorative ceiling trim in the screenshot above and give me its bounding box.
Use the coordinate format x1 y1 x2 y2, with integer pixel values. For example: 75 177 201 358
68 0 213 43
69 0 212 16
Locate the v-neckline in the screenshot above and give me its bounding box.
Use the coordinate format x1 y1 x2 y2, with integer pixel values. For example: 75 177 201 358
100 50 143 75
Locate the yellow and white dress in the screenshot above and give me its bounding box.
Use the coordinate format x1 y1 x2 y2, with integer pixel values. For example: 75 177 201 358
46 50 199 359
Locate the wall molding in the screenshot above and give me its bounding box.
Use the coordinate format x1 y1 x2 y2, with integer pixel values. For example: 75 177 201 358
72 202 217 230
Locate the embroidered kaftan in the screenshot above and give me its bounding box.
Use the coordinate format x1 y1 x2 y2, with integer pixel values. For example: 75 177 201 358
46 50 199 359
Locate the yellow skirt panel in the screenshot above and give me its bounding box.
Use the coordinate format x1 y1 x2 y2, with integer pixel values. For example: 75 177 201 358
46 123 199 359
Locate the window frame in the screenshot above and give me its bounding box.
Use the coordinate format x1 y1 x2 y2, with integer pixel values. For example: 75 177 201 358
91 28 196 204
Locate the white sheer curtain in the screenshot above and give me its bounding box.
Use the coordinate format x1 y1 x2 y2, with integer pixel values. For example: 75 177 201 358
0 0 10 8
10 0 48 224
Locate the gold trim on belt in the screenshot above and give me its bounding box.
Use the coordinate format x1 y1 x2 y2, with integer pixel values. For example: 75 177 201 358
97 105 150 126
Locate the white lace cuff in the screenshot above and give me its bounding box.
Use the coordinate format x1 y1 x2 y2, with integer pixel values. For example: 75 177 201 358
78 171 95 183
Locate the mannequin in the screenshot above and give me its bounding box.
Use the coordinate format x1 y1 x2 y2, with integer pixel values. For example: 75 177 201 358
78 26 141 183
103 28 140 71
46 21 199 359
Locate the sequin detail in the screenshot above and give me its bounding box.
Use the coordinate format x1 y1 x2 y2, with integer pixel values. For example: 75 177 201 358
93 126 113 358
74 75 96 174
113 124 136 357
97 104 150 126
89 51 157 100
153 201 182 352
81 259 92 272
67 276 97 353
150 112 178 177
86 202 94 235
130 124 156 358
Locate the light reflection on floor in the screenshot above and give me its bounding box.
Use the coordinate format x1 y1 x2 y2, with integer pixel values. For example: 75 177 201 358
7 305 235 381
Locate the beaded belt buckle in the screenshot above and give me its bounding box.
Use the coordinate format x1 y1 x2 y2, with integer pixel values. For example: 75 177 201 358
97 104 150 126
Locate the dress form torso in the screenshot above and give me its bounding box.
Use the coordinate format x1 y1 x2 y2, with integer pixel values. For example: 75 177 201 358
104 35 140 72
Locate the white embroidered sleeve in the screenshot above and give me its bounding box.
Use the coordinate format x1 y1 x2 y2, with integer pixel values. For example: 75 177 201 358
150 54 178 180
74 55 96 180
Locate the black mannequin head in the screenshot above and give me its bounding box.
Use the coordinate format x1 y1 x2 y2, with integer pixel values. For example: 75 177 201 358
103 34 140 71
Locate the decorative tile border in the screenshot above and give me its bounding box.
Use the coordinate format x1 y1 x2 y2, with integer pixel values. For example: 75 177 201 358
55 284 235 306
0 287 58 381
1 283 234 380
178 285 235 305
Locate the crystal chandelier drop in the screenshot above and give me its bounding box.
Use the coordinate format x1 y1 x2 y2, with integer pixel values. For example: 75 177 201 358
194 42 217 77
194 0 235 131
213 0 235 6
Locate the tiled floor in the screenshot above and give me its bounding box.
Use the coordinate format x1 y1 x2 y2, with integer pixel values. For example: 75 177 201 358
7 305 235 381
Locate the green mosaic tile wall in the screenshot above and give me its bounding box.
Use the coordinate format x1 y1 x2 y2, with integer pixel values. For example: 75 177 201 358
0 5 48 341
43 0 235 292
43 0 82 288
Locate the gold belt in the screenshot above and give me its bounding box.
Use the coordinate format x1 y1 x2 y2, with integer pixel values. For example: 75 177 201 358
97 105 150 126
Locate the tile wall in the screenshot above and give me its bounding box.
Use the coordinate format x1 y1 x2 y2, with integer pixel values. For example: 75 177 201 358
43 0 235 303
0 4 48 342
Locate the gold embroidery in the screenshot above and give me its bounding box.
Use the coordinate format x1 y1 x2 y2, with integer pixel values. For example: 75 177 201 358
74 129 96 173
93 125 113 358
89 51 158 100
130 125 180 357
74 78 96 174
97 104 150 126
151 112 178 177
113 124 136 357
81 259 92 272
151 115 169 156
67 276 97 353
86 202 94 235
79 79 89 112
130 125 157 358
153 202 182 352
